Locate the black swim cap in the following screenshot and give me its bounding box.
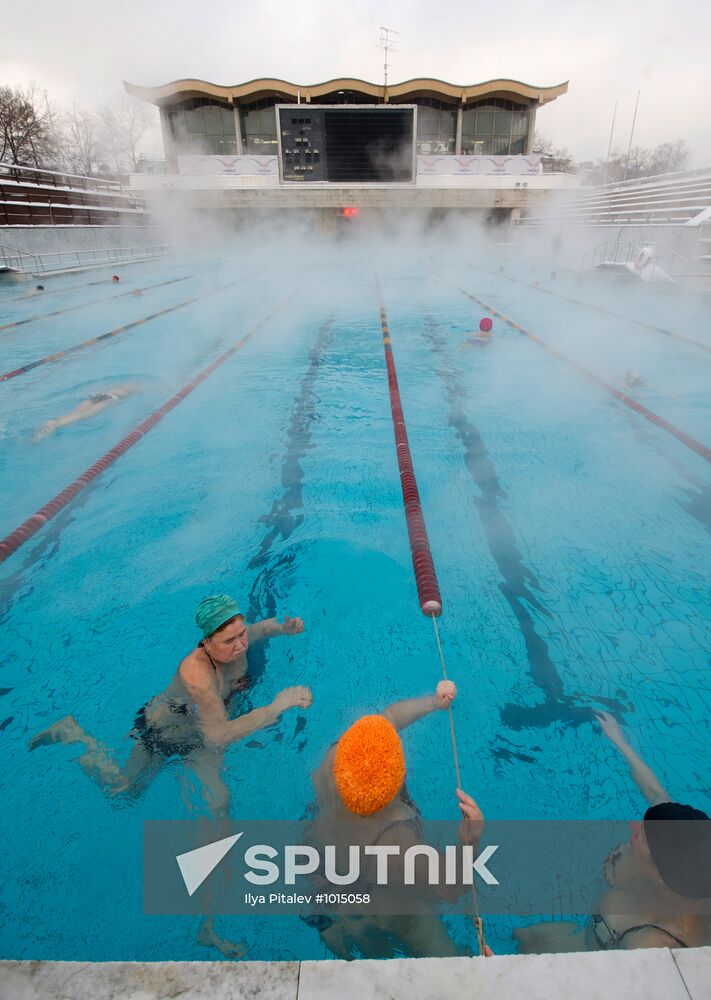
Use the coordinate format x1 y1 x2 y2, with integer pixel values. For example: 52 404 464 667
644 802 711 898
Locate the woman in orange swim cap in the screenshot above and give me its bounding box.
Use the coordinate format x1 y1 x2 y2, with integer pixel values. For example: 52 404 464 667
304 681 484 959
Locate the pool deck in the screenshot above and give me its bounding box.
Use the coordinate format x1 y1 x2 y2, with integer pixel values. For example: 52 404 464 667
1 947 709 999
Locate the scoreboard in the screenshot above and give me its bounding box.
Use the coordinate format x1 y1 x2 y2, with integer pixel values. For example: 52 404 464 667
278 106 415 184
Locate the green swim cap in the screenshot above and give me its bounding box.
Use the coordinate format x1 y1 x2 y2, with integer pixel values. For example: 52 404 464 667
195 594 241 638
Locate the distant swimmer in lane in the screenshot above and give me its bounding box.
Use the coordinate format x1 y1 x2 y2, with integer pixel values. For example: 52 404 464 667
34 383 141 440
462 317 494 348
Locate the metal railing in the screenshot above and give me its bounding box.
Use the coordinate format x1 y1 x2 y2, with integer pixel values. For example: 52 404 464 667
0 161 123 194
582 241 690 278
0 243 172 275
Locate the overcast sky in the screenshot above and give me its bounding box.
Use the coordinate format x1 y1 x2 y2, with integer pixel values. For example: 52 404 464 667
4 0 711 165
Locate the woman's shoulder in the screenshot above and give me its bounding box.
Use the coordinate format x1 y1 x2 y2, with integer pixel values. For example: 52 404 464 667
179 647 212 687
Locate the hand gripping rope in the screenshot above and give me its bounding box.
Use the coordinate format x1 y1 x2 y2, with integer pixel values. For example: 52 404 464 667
0 292 297 565
432 268 711 466
376 287 487 957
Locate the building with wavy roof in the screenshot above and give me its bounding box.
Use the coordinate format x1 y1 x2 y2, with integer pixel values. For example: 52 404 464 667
124 75 579 220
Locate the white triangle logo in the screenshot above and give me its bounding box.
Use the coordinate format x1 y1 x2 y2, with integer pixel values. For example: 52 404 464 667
176 833 243 896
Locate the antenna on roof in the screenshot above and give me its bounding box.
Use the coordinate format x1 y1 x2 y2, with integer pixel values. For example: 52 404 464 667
377 26 400 102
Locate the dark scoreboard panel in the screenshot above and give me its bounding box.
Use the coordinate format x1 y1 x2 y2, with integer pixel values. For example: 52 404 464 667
278 106 414 183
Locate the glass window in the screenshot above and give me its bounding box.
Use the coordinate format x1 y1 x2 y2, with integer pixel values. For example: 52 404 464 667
415 99 456 154
493 112 512 136
203 109 223 135
243 111 260 136
417 108 437 135
168 98 236 155
511 111 528 135
461 99 530 155
239 100 278 154
185 109 204 133
475 110 494 133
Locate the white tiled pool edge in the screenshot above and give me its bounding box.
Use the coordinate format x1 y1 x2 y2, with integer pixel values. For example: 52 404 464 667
1 947 709 1000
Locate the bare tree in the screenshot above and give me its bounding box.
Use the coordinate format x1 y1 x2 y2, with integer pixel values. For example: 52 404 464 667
59 104 103 176
97 95 155 174
588 139 692 185
0 84 57 166
647 140 690 176
533 133 574 173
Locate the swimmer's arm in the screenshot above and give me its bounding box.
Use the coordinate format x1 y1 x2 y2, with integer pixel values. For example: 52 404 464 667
382 681 457 732
185 674 276 746
595 713 670 806
248 616 304 642
182 665 311 747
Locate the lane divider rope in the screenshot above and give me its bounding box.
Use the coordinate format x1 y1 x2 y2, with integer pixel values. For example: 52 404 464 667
0 276 246 383
0 272 203 333
376 295 442 617
0 293 297 564
468 260 711 354
432 267 711 466
376 285 487 957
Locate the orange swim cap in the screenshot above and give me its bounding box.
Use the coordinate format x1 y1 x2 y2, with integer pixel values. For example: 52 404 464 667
333 715 406 815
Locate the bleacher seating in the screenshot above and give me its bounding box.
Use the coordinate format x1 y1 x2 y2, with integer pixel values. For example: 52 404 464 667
0 162 150 226
518 167 711 227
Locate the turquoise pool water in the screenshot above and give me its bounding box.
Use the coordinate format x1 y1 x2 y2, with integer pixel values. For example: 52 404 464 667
0 245 709 960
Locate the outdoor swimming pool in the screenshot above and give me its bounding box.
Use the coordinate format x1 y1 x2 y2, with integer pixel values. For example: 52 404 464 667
1 241 709 960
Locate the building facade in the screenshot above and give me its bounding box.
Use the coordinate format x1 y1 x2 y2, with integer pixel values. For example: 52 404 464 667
124 76 578 218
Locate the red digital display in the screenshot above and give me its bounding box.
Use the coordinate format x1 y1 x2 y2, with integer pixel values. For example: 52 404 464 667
340 207 358 217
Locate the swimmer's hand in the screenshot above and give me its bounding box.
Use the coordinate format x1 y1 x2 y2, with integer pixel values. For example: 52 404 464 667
272 686 312 714
594 711 627 748
280 616 304 635
434 679 457 709
258 616 304 638
457 788 484 845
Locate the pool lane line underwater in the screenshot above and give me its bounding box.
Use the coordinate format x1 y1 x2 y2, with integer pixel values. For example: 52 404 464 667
0 272 206 333
244 316 335 714
467 260 711 355
0 291 298 565
418 305 627 731
431 268 711 466
376 289 488 957
0 274 250 383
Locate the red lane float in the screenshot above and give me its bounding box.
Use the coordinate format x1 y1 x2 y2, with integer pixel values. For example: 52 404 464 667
378 301 443 617
0 297 292 564
434 270 711 466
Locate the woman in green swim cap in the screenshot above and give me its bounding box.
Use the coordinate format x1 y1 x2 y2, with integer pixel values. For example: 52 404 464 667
29 594 311 817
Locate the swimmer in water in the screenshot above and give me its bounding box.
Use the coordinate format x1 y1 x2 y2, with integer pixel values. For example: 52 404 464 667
33 383 141 440
29 594 311 818
302 682 486 959
623 370 646 389
462 329 493 349
514 713 711 954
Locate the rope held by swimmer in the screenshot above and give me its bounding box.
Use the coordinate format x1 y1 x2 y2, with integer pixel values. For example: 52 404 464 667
375 280 487 956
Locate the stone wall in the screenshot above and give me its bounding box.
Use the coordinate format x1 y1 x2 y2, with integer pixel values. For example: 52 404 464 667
0 225 167 257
